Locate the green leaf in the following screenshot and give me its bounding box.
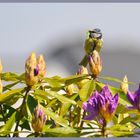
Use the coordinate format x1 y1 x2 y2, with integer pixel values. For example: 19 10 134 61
3 104 16 118
27 95 38 113
43 126 76 134
110 86 131 106
123 109 140 115
109 130 134 137
20 119 31 131
78 80 95 101
119 115 140 125
44 108 69 127
1 72 18 81
46 98 57 108
61 74 90 86
5 94 21 106
44 76 64 88
0 88 24 104
1 72 25 82
33 90 50 102
17 73 25 81
43 132 80 137
34 89 76 105
131 122 140 128
3 81 20 92
0 112 17 136
21 96 36 122
107 124 134 137
99 75 135 85
107 124 132 131
115 103 128 114
112 115 118 125
79 54 88 67
60 94 78 117
27 133 35 138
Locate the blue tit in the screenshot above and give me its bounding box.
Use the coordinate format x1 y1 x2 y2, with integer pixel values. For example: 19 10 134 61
79 28 103 67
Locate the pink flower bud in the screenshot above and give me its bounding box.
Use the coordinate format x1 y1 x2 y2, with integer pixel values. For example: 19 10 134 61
32 104 46 133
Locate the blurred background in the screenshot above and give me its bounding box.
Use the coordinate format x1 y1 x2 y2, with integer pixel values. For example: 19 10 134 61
0 3 140 91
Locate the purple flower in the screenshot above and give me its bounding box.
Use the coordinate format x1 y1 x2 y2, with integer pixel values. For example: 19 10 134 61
127 84 140 111
82 85 119 123
82 91 99 120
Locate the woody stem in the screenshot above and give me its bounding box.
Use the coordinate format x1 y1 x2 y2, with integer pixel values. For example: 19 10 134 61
13 87 31 137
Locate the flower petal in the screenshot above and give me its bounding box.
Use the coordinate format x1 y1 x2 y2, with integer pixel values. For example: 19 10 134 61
135 90 140 110
108 93 119 114
84 111 98 120
88 91 98 103
127 90 136 105
98 94 105 107
101 84 112 100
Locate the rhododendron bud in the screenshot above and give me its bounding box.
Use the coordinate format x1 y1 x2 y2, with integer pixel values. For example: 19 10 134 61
76 66 89 89
66 84 74 96
37 54 46 78
120 75 128 94
88 50 102 77
32 104 46 133
25 53 39 87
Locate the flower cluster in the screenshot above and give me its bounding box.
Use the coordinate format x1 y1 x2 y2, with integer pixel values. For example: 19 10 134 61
83 85 119 124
